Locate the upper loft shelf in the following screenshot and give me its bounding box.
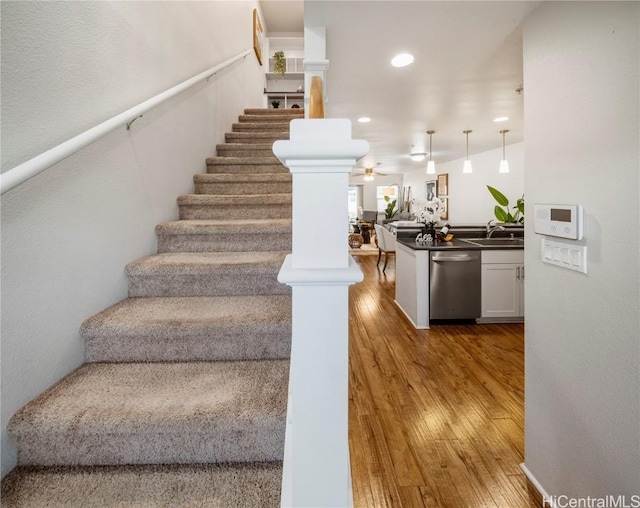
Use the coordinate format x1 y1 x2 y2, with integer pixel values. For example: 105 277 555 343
268 57 304 74
266 72 303 80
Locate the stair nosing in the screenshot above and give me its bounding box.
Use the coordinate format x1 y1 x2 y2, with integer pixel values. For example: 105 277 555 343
125 251 289 275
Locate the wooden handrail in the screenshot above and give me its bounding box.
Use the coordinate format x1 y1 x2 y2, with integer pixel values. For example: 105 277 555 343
309 76 325 119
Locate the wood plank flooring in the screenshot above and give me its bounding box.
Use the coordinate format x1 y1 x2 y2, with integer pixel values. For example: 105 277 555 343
349 255 538 508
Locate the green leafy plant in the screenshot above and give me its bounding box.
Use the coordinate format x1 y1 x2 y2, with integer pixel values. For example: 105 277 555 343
271 100 280 109
383 195 397 220
273 51 286 76
487 186 524 223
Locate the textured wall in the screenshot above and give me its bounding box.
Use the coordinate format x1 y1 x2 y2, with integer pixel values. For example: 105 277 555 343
403 142 524 224
523 1 640 497
1 1 264 476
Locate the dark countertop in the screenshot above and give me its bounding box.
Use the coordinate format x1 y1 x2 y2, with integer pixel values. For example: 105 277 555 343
397 237 524 251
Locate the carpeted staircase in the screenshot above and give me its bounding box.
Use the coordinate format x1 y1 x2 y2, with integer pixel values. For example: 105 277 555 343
2 108 301 507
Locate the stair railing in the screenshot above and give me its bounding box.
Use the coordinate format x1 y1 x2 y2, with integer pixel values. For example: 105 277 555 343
0 49 252 195
274 101 369 505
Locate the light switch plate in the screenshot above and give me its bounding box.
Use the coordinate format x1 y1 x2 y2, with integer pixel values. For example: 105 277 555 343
541 238 587 274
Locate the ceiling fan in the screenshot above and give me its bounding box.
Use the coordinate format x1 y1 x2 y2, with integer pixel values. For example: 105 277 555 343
351 164 387 181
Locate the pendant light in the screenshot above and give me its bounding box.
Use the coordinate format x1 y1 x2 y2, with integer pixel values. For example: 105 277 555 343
426 130 436 174
463 130 473 174
499 129 510 173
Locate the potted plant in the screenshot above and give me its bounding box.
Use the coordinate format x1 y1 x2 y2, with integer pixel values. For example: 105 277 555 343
271 100 280 109
383 195 397 220
487 186 524 223
414 198 442 239
272 51 286 76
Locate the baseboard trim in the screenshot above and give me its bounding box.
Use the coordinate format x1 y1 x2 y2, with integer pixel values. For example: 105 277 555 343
393 300 429 329
476 316 524 324
520 463 554 508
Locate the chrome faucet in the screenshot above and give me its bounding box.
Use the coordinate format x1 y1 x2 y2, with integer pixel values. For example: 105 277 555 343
486 219 494 233
486 220 506 238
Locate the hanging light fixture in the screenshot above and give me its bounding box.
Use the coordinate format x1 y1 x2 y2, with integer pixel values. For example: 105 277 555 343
463 130 473 174
426 130 436 174
499 129 510 173
363 168 375 181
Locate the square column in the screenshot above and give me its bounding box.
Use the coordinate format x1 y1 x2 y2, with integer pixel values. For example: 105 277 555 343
274 119 368 507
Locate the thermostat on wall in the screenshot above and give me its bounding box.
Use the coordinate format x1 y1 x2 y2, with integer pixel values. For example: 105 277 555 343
534 204 583 240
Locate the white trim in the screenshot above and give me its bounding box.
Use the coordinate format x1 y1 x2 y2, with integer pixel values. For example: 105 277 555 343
393 300 430 330
520 463 555 508
278 254 364 286
280 395 293 508
0 49 252 195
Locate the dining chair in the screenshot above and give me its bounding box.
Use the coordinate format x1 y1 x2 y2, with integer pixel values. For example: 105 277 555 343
374 224 397 273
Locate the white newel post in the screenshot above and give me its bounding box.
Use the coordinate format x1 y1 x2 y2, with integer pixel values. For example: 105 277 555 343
274 119 368 508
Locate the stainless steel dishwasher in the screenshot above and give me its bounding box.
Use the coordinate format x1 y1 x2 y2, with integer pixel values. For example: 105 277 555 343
429 250 481 319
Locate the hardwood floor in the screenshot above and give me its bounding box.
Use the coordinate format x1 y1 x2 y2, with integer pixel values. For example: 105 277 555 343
348 255 539 508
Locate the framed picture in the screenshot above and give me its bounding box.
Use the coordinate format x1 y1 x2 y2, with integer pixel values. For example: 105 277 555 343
425 180 437 201
437 173 449 196
440 197 449 220
252 9 264 65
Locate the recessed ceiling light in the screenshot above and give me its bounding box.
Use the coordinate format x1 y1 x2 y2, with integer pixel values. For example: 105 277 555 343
391 53 414 68
493 116 509 122
358 117 371 123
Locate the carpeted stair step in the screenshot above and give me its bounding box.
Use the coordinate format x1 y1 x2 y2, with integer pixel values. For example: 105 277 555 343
216 143 275 157
1 462 282 508
7 361 288 466
2 106 293 504
194 173 291 195
178 194 291 220
126 251 290 297
238 114 300 123
207 156 287 175
156 219 292 253
232 122 291 132
81 295 291 362
244 108 303 116
225 131 289 144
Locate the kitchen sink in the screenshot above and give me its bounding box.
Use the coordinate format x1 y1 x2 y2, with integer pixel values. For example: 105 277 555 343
461 238 525 247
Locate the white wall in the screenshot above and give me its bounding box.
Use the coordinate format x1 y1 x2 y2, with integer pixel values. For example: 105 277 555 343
1 1 265 477
523 1 639 498
403 143 524 224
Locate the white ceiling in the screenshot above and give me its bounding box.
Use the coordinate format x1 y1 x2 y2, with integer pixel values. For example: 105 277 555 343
260 0 541 174
260 0 304 34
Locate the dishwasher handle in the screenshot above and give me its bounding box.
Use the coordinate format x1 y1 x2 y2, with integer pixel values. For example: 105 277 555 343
431 253 480 263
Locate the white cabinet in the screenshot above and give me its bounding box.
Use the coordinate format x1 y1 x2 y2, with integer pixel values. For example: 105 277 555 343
265 92 304 109
480 250 525 321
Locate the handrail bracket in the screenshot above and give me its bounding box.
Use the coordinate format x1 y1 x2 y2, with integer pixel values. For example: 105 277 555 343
126 115 143 131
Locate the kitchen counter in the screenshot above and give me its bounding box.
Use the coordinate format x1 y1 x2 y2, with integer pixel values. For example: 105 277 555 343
397 237 524 251
394 236 524 329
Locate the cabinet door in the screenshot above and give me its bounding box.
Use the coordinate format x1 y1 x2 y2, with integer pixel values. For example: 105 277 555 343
481 263 520 318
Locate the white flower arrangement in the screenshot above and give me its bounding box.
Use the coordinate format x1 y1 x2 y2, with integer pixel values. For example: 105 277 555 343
411 198 443 229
